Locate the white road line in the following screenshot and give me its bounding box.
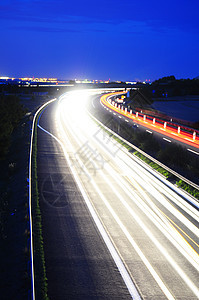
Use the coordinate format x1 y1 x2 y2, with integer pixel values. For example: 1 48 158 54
65 110 199 297
59 93 198 293
89 112 199 210
29 97 57 300
98 167 199 296
63 118 175 299
37 101 141 300
89 175 175 300
125 119 129 123
185 138 195 142
86 127 199 258
146 130 152 134
187 148 199 155
57 116 141 299
163 138 171 143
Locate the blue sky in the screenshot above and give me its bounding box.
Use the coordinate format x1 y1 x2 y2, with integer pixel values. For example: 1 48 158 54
0 0 199 81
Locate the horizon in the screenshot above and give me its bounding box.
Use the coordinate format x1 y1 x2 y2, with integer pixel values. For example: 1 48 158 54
0 0 199 81
1 75 199 83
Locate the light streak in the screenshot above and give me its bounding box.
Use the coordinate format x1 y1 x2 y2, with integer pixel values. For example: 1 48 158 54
57 93 199 298
55 92 141 299
100 93 199 149
57 112 175 299
86 125 199 271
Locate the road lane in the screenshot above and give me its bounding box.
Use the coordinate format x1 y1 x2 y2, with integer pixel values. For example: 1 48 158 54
52 91 199 299
37 101 133 300
100 92 199 154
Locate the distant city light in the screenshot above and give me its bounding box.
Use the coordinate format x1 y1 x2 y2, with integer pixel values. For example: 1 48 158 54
0 76 149 85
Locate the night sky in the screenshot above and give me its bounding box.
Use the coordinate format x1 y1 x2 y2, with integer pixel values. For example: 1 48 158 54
0 0 199 81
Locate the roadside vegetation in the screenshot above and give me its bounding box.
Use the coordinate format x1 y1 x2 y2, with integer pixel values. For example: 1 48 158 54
0 94 27 238
32 113 48 299
176 180 199 200
0 94 27 237
133 151 172 179
135 75 199 102
0 92 49 299
0 94 30 299
0 94 27 159
125 76 199 130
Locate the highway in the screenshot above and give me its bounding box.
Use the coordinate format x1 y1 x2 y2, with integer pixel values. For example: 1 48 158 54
100 92 199 155
37 90 199 299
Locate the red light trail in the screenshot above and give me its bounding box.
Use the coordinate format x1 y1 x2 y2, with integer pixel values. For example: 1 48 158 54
101 92 199 149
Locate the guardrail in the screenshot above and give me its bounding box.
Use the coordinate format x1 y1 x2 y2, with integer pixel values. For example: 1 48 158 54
101 92 199 148
88 110 199 201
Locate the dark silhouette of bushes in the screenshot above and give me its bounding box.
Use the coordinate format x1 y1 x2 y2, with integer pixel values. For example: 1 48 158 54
0 95 26 159
139 76 199 98
176 180 199 200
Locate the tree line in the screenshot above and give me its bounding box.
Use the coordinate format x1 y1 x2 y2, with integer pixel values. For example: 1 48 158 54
139 76 199 99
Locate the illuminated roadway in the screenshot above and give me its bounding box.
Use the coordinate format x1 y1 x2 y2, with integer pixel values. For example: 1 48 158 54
100 92 199 155
37 90 199 299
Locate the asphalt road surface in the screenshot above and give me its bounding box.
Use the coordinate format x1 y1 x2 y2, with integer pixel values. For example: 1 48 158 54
37 90 199 299
98 92 199 155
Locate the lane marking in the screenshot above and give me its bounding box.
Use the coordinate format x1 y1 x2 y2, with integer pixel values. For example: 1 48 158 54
92 99 95 108
163 138 171 143
60 103 198 298
101 93 199 150
37 100 141 300
29 97 57 300
126 175 199 251
160 209 199 251
185 138 195 142
57 118 141 299
59 94 197 298
90 110 199 211
105 163 199 271
146 130 152 134
83 116 198 267
187 148 199 156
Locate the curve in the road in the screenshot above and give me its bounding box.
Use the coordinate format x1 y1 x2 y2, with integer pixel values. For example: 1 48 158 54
100 92 199 149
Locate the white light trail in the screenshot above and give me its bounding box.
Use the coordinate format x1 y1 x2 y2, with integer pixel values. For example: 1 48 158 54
55 92 141 299
54 90 199 299
68 118 199 289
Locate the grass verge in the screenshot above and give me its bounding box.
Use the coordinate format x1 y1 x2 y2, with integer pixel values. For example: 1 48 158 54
133 151 172 179
32 113 48 299
176 180 199 200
